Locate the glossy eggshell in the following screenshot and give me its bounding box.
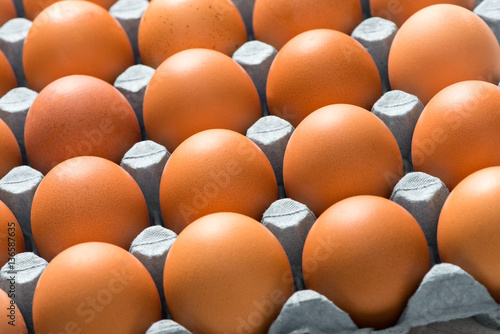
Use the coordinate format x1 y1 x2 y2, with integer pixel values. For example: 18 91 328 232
388 4 500 105
253 0 362 50
303 195 430 330
0 50 17 98
138 0 247 68
164 212 294 334
370 0 475 27
23 0 118 20
143 48 261 152
0 0 17 27
24 75 141 175
0 289 28 334
438 166 500 303
267 29 382 127
33 242 161 334
0 118 21 179
0 200 25 267
30 156 150 261
23 0 134 92
412 80 500 190
283 104 403 217
160 129 278 234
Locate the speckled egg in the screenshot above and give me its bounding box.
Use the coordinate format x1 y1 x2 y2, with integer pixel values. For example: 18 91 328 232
0 0 17 27
23 0 118 20
138 0 247 68
412 80 500 190
0 200 24 267
23 0 134 92
31 156 150 261
33 242 161 334
0 289 28 334
283 104 403 217
0 50 17 98
0 118 21 179
160 129 278 234
303 195 430 329
164 212 294 334
253 0 362 50
24 75 140 175
266 29 382 127
388 4 500 105
143 48 261 152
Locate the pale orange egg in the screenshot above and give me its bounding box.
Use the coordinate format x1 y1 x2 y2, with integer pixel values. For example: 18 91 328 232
23 0 119 20
160 129 278 234
0 118 21 179
143 48 261 152
0 199 25 268
253 0 362 50
31 156 150 261
23 0 134 92
303 195 430 329
0 49 17 98
24 75 140 175
0 0 17 27
138 0 247 68
0 289 28 334
33 242 161 333
283 104 403 217
267 29 382 127
388 4 500 105
164 212 294 334
370 0 475 27
412 80 500 190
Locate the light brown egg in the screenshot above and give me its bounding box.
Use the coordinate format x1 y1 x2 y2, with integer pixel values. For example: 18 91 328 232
138 0 247 68
303 195 430 330
0 289 28 334
143 48 261 152
0 0 17 27
266 29 382 127
160 129 278 234
31 156 150 261
253 0 362 50
23 0 134 92
0 49 17 98
164 212 294 334
388 4 500 105
0 118 21 179
370 0 475 27
438 166 500 303
0 200 25 267
412 80 500 190
33 242 161 334
24 75 140 175
283 104 403 217
23 0 118 20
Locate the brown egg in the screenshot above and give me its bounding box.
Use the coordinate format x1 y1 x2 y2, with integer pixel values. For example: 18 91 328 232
370 0 475 27
0 118 21 179
143 49 261 152
283 104 403 217
138 0 247 68
0 0 17 27
0 49 17 98
0 200 25 268
0 289 28 334
267 29 382 127
31 156 149 261
33 242 161 333
388 4 500 105
23 0 118 20
438 167 500 303
24 75 140 175
23 0 134 92
303 195 430 330
160 129 278 234
412 80 500 190
164 212 294 334
253 0 362 50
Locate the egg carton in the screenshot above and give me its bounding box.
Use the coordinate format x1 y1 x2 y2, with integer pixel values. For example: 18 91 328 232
1 0 500 333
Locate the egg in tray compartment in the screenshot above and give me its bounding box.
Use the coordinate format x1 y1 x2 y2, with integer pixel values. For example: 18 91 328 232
1 0 500 333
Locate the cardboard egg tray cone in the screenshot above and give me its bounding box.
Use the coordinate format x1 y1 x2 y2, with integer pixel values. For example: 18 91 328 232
0 0 500 333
